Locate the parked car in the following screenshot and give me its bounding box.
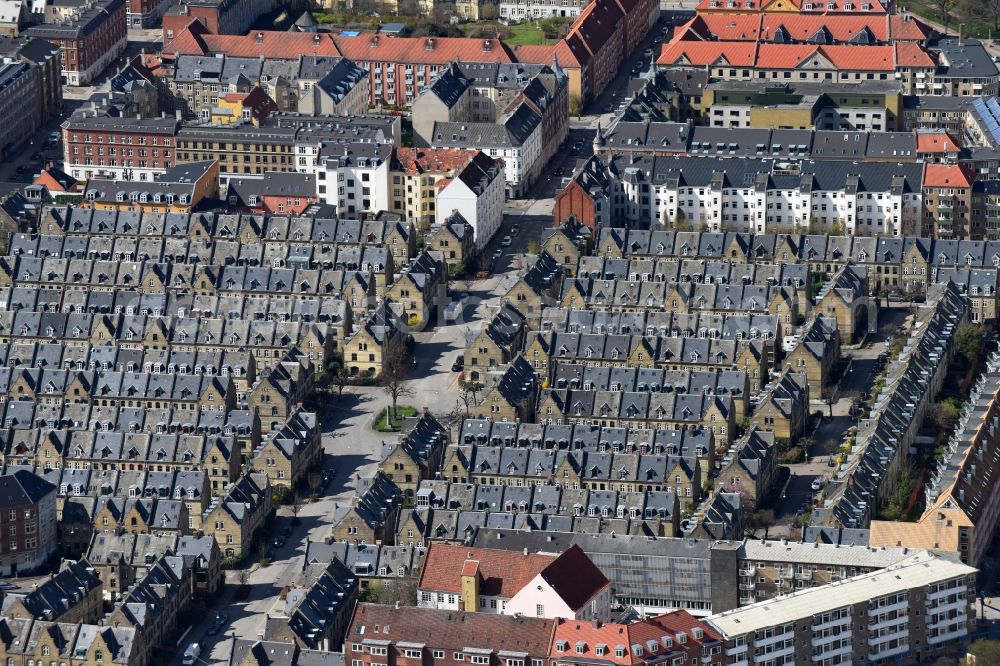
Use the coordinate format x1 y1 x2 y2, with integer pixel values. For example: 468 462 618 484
510 224 520 235
811 479 822 491
643 48 653 57
273 536 285 548
492 249 502 260
501 235 512 247
207 612 228 635
451 357 464 372
182 644 201 666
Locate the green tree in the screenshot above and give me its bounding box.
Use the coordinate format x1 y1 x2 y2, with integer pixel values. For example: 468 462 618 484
969 639 1000 664
955 323 985 364
933 398 963 432
381 346 414 424
569 93 582 118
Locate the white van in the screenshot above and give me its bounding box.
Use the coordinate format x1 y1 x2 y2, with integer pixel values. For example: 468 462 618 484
182 643 201 665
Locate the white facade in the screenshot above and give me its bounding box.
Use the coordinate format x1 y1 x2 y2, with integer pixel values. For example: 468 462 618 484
499 0 587 19
436 163 505 251
417 590 508 613
505 572 611 621
653 183 921 235
315 151 391 217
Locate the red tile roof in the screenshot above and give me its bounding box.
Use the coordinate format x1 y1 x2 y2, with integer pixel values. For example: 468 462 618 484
164 26 518 65
394 148 477 176
916 131 961 154
761 14 888 41
348 603 556 655
924 164 974 189
695 0 886 13
418 543 557 597
656 40 757 66
549 612 722 665
658 40 930 70
894 41 936 67
515 41 583 68
888 13 933 40
569 0 625 56
674 14 763 41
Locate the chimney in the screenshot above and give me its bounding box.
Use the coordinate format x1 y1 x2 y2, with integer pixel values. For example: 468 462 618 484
460 559 480 612
959 23 965 44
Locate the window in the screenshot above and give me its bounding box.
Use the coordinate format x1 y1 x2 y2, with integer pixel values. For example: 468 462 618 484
536 604 544 617
433 651 445 659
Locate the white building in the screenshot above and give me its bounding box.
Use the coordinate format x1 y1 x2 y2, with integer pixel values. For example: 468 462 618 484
436 151 505 251
499 0 588 19
706 551 976 666
431 102 542 198
416 542 611 621
314 141 392 217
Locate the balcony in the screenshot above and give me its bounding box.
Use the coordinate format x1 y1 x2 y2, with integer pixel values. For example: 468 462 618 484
869 615 908 632
810 643 852 662
927 599 966 618
812 629 852 648
928 626 967 645
813 616 851 633
795 570 813 580
740 566 756 576
740 583 756 591
927 583 966 602
754 631 793 649
868 629 908 647
753 643 794 663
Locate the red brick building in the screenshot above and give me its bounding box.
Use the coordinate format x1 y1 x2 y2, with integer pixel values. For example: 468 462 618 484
61 114 179 182
159 0 275 36
347 604 555 666
226 172 317 215
923 163 975 239
0 470 57 576
553 155 615 230
25 0 126 86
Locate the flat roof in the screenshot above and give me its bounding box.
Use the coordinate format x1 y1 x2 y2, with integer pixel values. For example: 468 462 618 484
705 552 975 637
741 539 921 567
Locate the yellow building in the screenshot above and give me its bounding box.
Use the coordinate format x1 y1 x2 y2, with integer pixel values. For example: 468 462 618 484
82 161 220 213
390 148 476 232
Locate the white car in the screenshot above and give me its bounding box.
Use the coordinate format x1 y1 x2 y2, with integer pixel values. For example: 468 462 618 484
182 643 201 666
500 236 513 247
810 479 822 491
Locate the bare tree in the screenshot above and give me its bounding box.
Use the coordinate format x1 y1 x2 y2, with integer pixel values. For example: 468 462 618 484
458 380 484 416
331 365 350 399
381 346 414 425
935 0 957 34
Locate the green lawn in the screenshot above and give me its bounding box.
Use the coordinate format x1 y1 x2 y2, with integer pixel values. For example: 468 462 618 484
375 405 418 432
504 21 557 45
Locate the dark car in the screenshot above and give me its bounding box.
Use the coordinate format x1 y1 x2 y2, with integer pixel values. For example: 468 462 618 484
451 357 464 372
273 536 285 548
207 611 228 635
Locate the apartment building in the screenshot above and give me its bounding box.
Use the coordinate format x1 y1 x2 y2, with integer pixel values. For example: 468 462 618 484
25 0 126 86
390 147 475 230
61 115 179 182
0 36 62 126
436 151 505 246
0 470 56 575
160 0 273 34
707 552 977 666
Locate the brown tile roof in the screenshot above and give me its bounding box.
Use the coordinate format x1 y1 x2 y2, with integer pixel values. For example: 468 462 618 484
348 603 556 654
538 545 609 611
418 542 556 597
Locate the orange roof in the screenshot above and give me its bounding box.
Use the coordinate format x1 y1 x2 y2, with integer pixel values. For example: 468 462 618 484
164 25 517 64
695 0 885 12
754 42 822 68
895 41 936 67
550 612 722 664
675 14 763 40
924 164 975 189
819 43 895 69
394 148 477 176
418 543 556 597
657 40 757 66
916 131 961 154
515 40 583 68
760 13 888 41
888 13 933 40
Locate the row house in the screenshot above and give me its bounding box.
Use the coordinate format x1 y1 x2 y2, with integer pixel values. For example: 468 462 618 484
814 263 870 341
447 443 707 507
539 308 782 353
551 364 750 420
342 301 407 378
717 427 778 509
107 554 192 660
538 389 735 447
378 412 450 498
263 558 359 651
575 255 811 303
870 356 1000 567
824 281 967 530
561 279 800 326
33 207 415 262
502 252 563 318
304 541 425 591
0 617 143 666
201 470 272 559
330 472 402 546
0 558 103 624
385 250 448 327
465 303 528 382
526 332 770 390
409 479 680 538
472 357 539 423
782 315 840 393
250 408 321 490
749 370 809 444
